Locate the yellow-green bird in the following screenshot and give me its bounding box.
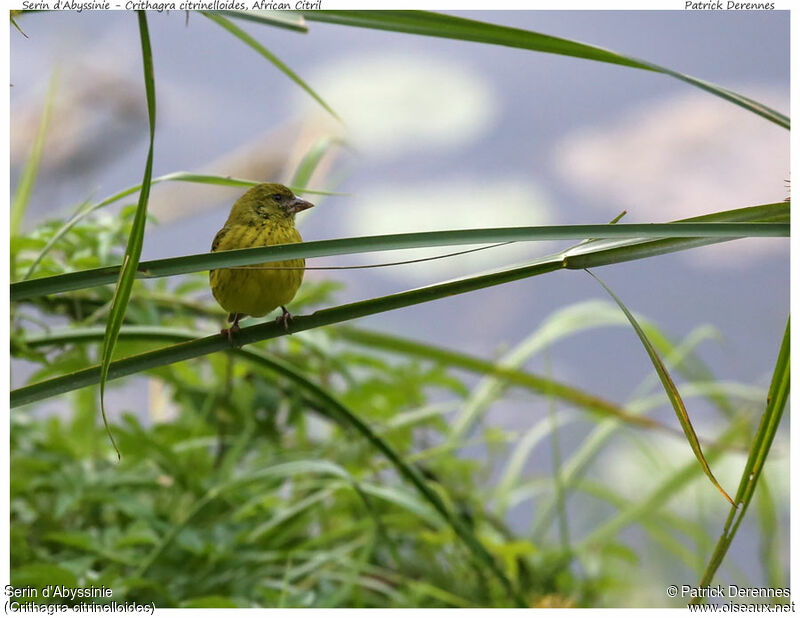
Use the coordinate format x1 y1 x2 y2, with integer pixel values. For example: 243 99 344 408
210 183 314 340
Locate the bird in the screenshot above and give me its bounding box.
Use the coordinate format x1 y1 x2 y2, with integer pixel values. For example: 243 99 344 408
209 183 314 341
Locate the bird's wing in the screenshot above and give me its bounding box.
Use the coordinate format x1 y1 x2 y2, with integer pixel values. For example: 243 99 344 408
211 227 229 252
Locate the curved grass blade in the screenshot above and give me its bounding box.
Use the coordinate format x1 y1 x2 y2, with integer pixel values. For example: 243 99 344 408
11 214 788 301
98 11 157 458
11 71 57 243
630 325 738 419
10 12 28 37
202 11 340 122
586 269 734 505
300 11 788 129
692 318 789 602
289 136 347 189
215 9 308 32
24 196 107 281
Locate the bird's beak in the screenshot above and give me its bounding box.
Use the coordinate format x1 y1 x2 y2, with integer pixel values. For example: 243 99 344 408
286 196 315 214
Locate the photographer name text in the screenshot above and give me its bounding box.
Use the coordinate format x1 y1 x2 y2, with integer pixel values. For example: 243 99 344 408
685 1 776 8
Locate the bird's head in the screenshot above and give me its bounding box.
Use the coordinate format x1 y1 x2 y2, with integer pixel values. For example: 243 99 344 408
227 183 314 225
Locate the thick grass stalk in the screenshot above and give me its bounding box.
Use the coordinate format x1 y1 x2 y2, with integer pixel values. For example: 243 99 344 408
11 258 561 408
11 210 789 301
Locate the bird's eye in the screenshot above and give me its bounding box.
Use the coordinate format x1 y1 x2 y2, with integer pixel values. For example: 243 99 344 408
271 193 284 201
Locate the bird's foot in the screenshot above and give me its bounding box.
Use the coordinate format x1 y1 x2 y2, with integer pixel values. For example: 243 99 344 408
220 323 240 343
276 306 293 332
221 313 242 346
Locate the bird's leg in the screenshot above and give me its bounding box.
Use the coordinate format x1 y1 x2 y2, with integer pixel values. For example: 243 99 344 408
276 306 293 332
220 312 242 343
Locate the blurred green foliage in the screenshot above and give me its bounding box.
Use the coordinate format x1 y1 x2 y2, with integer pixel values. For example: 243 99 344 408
11 208 595 607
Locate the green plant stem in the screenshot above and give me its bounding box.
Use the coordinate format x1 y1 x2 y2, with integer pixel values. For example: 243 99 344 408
10 215 789 302
691 317 790 603
97 11 157 459
11 259 560 408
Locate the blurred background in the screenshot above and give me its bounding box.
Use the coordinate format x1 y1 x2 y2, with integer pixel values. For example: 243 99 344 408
10 10 789 607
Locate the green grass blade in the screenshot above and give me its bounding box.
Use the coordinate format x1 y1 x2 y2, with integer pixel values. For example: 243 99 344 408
144 172 343 195
358 482 440 526
290 136 346 189
20 322 668 435
630 325 738 419
493 412 578 517
449 299 639 444
299 11 788 129
562 203 790 270
586 269 734 505
692 317 790 600
214 9 308 32
11 215 788 301
98 11 157 457
10 256 560 408
11 71 57 241
336 326 667 433
202 11 340 122
10 12 28 38
22 197 94 280
578 418 747 551
755 476 783 588
247 487 336 543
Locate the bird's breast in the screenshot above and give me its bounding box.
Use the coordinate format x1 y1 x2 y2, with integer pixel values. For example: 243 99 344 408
209 222 305 317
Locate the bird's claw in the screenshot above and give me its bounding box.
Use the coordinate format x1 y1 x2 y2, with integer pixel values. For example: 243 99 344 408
276 306 293 332
220 323 241 345
221 313 242 346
